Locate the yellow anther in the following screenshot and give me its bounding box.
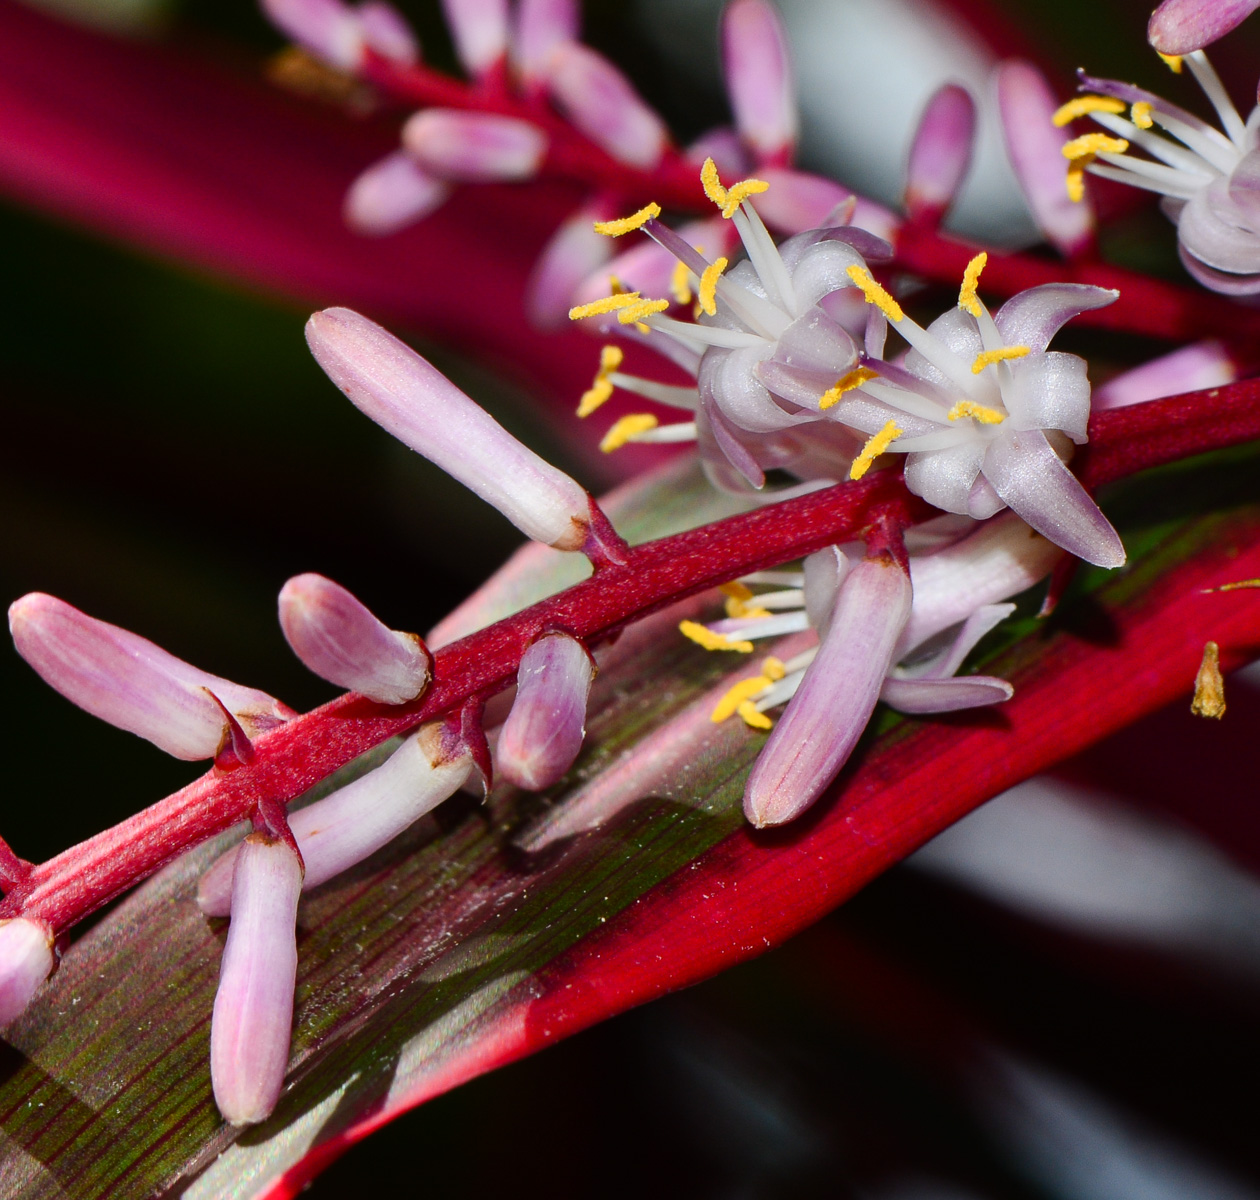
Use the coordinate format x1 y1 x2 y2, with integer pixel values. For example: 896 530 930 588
577 345 624 417
737 700 773 730
947 399 1006 424
958 252 988 318
1158 52 1183 73
1131 100 1154 129
568 291 643 320
850 420 902 480
1066 164 1086 202
971 345 1031 374
846 266 904 322
819 367 879 410
720 582 772 620
1051 95 1126 126
600 413 658 453
593 202 661 236
711 676 773 722
698 257 728 316
670 260 693 306
1191 640 1226 718
616 297 670 326
761 656 786 682
679 620 754 653
699 157 769 218
608 274 628 294
1062 132 1129 160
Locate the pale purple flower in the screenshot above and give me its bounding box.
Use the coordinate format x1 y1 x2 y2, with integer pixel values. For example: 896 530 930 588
721 0 797 164
833 264 1126 568
343 150 451 236
0 918 54 1027
996 60 1096 258
497 633 594 790
1148 0 1260 55
904 83 976 227
198 723 474 916
441 0 509 78
542 42 668 170
306 307 622 558
8 593 292 760
278 573 431 704
210 834 302 1126
402 111 548 183
1069 52 1260 293
743 553 912 828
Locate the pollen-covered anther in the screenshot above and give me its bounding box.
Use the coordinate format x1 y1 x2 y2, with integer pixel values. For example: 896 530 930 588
947 399 1006 424
568 291 646 320
971 346 1031 374
849 420 902 480
1131 101 1154 129
1062 133 1129 160
670 260 693 306
820 368 880 410
846 266 904 322
720 582 772 619
578 345 624 417
698 257 728 316
593 203 662 237
1051 95 1125 126
699 157 769 218
1066 164 1087 202
679 620 754 653
1158 52 1183 73
736 701 773 730
600 413 658 452
1191 640 1226 718
615 297 670 325
957 252 987 318
711 675 773 722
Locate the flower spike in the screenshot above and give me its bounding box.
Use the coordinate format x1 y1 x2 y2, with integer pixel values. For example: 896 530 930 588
306 308 627 561
210 834 302 1125
278 573 431 704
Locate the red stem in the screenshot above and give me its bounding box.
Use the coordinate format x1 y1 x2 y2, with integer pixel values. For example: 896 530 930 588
7 378 1260 934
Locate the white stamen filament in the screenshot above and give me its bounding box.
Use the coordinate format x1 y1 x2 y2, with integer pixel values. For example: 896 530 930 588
607 373 700 410
625 421 698 443
1085 163 1202 199
1185 50 1247 147
731 203 797 313
1090 112 1217 176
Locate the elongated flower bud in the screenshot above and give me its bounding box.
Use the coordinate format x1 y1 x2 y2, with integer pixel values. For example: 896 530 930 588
527 202 615 329
721 0 797 162
441 0 508 76
904 83 976 226
1093 341 1236 411
306 308 603 552
198 723 473 915
8 593 290 760
343 151 451 237
278 573 431 704
498 633 594 790
543 43 668 169
1148 0 1260 54
262 0 364 70
513 0 578 84
744 555 912 828
210 835 302 1126
403 111 548 182
358 2 419 64
0 918 54 1026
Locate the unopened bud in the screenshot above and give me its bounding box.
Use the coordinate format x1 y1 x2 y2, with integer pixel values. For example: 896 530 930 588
0 918 54 1027
403 111 547 182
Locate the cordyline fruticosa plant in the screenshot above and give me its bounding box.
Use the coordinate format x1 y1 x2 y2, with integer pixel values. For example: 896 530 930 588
3 0 1260 1194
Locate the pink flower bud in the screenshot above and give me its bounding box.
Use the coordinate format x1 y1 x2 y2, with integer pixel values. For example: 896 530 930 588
513 0 579 84
441 0 509 77
721 0 797 162
358 1 419 64
8 593 291 760
754 167 900 241
210 835 302 1126
904 83 976 226
996 60 1095 258
306 307 599 551
402 110 547 182
198 723 472 915
278 573 431 704
543 42 668 169
262 0 364 70
343 150 451 236
1148 0 1260 54
0 918 54 1026
526 203 615 329
744 555 912 828
498 633 594 790
1093 341 1237 411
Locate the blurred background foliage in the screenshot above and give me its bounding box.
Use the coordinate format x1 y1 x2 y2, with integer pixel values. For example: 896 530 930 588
2 0 1260 1195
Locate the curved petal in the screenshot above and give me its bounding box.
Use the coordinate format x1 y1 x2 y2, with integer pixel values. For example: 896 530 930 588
786 239 871 313
993 284 1119 354
904 443 986 514
771 306 859 376
1177 177 1260 274
699 343 806 433
880 675 1013 713
1003 351 1092 442
1178 242 1260 294
983 430 1125 567
967 473 1006 519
